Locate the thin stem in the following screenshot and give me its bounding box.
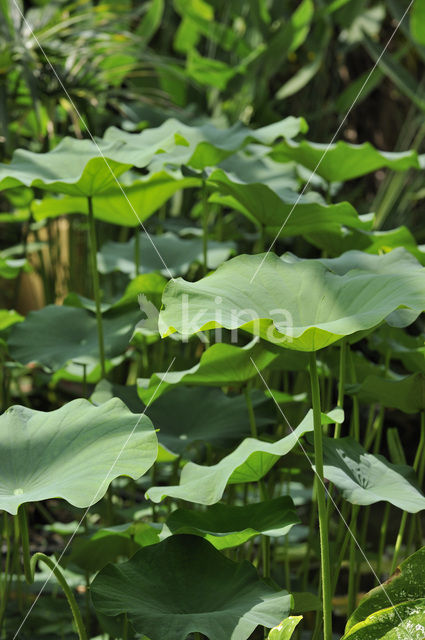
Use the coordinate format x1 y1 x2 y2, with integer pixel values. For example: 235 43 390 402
391 414 425 573
347 505 360 616
17 506 87 640
309 352 332 640
376 503 391 580
134 231 140 276
201 180 209 275
391 512 407 574
123 612 128 640
244 381 258 438
87 195 106 378
334 339 346 438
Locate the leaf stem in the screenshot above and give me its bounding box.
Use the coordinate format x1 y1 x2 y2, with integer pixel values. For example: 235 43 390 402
309 352 332 640
134 231 140 276
391 412 425 573
87 195 106 378
334 339 346 438
347 505 359 616
17 505 87 640
201 180 209 275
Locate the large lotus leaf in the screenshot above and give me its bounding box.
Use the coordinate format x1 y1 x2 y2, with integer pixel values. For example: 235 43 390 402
65 522 160 573
147 386 274 455
346 372 425 413
97 232 235 278
341 599 425 640
92 382 274 456
0 398 157 514
146 408 343 504
0 137 132 196
158 249 425 351
207 168 367 237
269 139 419 182
137 339 279 404
217 152 299 193
161 496 300 549
322 436 425 512
8 304 140 371
104 116 307 171
91 534 292 640
346 547 425 632
32 172 200 226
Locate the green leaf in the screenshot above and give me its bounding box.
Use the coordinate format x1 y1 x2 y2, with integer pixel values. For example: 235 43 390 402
146 386 274 455
187 49 241 90
207 168 367 237
161 496 300 549
137 0 164 43
322 436 425 512
91 535 292 640
269 139 419 182
8 304 140 371
343 599 425 640
0 398 157 514
346 546 425 631
158 249 425 351
347 372 425 413
137 339 279 404
104 116 307 171
306 225 425 266
0 137 131 196
146 408 343 504
411 0 425 45
32 172 201 227
0 309 24 332
65 522 160 573
98 231 235 277
363 34 425 113
370 325 425 375
0 254 30 279
267 616 303 640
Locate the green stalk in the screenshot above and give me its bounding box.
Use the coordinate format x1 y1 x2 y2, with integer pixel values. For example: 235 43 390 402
376 503 391 580
391 512 407 574
134 231 140 276
201 181 209 275
18 506 87 640
245 383 270 581
334 340 346 438
347 505 360 616
309 352 332 640
391 413 425 573
87 196 106 379
0 513 11 631
244 381 258 438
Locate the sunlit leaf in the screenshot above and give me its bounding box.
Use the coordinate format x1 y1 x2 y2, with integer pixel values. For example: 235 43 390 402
0 398 157 514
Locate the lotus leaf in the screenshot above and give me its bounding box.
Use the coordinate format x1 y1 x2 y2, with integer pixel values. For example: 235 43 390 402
91 534 292 640
159 249 425 351
0 398 157 514
146 408 343 504
161 496 300 549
